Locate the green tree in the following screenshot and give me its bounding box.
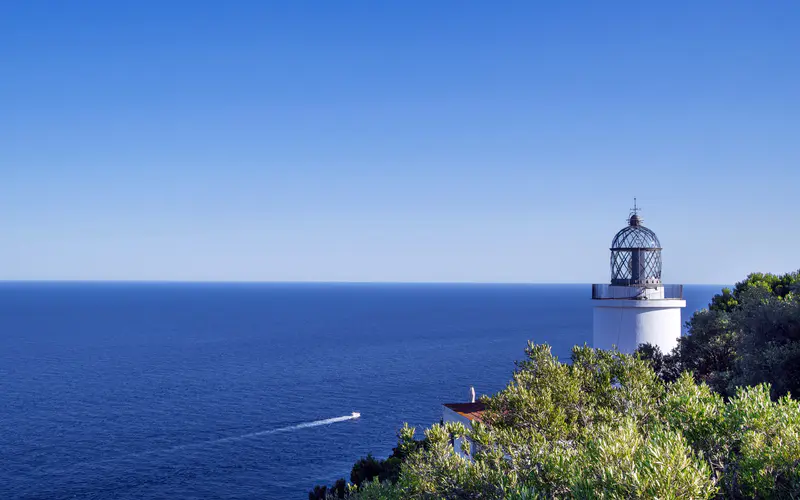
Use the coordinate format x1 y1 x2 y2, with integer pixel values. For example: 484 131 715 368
728 285 800 398
639 270 800 398
310 425 428 499
483 343 664 441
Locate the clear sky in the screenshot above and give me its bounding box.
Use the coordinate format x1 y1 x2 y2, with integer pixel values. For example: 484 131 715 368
2 1 798 283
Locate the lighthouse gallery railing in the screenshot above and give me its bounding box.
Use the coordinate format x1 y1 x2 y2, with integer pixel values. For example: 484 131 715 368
592 284 684 300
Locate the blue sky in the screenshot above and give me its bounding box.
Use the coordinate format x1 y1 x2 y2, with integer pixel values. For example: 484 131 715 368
2 1 798 283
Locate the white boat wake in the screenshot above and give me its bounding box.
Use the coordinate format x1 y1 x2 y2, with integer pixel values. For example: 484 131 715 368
54 412 361 472
208 412 361 446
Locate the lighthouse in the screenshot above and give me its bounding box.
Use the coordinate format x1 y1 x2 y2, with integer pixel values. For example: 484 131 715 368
592 202 686 354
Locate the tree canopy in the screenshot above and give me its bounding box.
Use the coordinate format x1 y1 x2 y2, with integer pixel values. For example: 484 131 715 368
641 270 800 398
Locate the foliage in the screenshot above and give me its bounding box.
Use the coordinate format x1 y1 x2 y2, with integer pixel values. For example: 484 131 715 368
309 424 428 499
570 418 716 499
350 453 400 487
710 272 799 313
345 479 403 500
728 285 800 398
309 479 347 500
721 385 800 498
483 343 664 441
635 342 682 383
638 270 800 399
340 343 800 500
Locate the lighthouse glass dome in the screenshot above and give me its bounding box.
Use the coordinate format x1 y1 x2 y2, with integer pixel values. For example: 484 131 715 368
610 214 662 286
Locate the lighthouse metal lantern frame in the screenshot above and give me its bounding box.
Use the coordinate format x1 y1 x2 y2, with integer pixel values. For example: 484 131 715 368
609 213 663 287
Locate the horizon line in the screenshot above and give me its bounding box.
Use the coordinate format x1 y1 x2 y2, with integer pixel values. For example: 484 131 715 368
0 279 731 286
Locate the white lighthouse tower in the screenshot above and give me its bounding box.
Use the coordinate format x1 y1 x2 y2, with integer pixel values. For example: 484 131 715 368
592 201 686 354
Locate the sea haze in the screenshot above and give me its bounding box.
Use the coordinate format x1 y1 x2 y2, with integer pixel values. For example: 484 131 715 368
0 283 720 499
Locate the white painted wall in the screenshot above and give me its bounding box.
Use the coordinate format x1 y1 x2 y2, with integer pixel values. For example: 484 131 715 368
442 406 474 459
593 299 686 354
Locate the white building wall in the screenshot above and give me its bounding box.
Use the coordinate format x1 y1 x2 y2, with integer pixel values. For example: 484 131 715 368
593 299 686 354
442 407 474 459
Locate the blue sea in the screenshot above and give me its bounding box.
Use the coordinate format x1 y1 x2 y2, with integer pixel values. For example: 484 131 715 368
0 283 720 499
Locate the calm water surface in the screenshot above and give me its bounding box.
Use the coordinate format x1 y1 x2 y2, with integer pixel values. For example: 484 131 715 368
0 283 720 499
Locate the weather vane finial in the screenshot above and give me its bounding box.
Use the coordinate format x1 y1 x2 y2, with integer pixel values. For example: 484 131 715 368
628 198 643 225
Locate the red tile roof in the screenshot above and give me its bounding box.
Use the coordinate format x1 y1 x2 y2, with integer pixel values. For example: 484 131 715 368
443 402 486 422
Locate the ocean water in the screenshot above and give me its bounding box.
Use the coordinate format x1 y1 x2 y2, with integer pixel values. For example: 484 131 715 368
0 283 721 499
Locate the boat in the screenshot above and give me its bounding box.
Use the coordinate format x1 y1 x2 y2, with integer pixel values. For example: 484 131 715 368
351 412 361 418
